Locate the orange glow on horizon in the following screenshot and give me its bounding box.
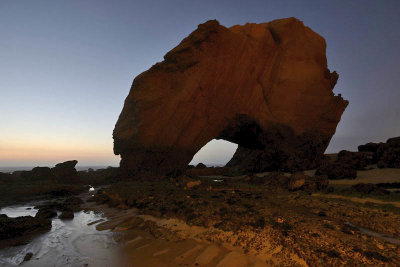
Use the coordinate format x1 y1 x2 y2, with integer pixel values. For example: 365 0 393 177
0 138 119 166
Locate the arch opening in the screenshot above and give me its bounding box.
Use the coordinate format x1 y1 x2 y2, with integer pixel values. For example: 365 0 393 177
189 139 238 167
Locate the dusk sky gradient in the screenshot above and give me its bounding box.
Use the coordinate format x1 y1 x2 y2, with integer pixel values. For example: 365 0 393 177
1 0 399 167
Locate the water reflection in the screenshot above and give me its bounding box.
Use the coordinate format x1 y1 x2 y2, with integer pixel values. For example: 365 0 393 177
0 206 38 218
0 207 120 266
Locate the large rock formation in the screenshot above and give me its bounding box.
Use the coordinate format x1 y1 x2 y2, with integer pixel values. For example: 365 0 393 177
113 18 348 177
358 137 400 168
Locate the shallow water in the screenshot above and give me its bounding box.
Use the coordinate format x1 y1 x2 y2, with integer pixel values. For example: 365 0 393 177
0 206 38 218
0 203 121 266
345 222 400 245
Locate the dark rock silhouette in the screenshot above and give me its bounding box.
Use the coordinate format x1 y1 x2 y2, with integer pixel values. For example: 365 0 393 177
52 160 80 183
0 214 51 246
336 150 373 170
316 161 357 180
114 18 348 176
59 210 74 220
358 137 400 168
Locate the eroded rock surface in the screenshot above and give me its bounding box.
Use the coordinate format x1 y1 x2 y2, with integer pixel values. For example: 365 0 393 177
114 18 348 176
358 137 400 168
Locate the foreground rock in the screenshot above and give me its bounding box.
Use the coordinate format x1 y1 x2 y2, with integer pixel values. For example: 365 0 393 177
287 172 329 191
86 176 400 265
59 210 74 219
0 214 51 248
113 18 348 177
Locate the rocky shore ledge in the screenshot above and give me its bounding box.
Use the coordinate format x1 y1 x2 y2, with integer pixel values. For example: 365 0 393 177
85 171 400 266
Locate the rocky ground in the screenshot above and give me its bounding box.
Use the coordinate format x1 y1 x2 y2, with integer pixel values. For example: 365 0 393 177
1 156 400 266
0 160 117 208
0 160 117 251
86 167 400 266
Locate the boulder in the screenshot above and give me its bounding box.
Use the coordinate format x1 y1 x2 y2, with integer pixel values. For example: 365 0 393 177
358 142 380 154
358 137 400 168
287 172 329 191
113 18 348 177
195 163 207 169
287 172 306 190
314 150 373 180
0 214 51 240
35 208 57 219
376 138 400 168
51 160 80 183
59 210 74 220
316 161 357 180
336 150 373 170
185 179 201 189
304 175 329 191
28 167 54 181
23 252 33 262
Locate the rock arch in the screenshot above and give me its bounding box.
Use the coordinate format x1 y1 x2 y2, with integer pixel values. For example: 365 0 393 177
113 18 348 177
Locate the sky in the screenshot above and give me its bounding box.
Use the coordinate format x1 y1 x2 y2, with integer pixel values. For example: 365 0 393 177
1 0 399 167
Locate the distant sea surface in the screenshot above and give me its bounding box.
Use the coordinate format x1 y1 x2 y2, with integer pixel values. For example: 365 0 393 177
0 166 116 173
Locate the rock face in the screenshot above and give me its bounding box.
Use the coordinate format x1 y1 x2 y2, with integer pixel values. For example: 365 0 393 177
358 137 400 168
114 18 348 176
52 160 80 183
0 214 51 244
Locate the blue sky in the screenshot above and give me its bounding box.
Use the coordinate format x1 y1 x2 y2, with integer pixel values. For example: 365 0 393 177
1 0 399 167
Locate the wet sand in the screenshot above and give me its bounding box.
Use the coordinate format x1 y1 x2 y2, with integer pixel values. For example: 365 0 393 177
83 202 301 267
313 193 400 208
0 191 123 267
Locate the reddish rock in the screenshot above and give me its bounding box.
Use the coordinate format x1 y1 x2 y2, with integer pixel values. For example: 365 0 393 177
113 18 348 177
287 172 329 191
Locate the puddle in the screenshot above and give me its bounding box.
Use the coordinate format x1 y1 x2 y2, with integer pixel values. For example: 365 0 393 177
0 206 38 218
345 222 400 245
0 191 122 266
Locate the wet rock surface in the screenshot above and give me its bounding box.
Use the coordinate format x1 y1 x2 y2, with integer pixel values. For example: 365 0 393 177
113 18 348 177
0 214 51 247
59 210 74 219
86 174 400 266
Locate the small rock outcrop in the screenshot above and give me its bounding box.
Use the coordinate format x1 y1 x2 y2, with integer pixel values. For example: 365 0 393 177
11 160 81 183
52 160 80 183
358 137 400 168
287 172 329 191
0 214 51 246
114 18 348 177
59 210 74 220
316 161 357 180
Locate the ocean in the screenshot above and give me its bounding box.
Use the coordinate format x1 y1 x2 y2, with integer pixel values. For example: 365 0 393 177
0 166 116 173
